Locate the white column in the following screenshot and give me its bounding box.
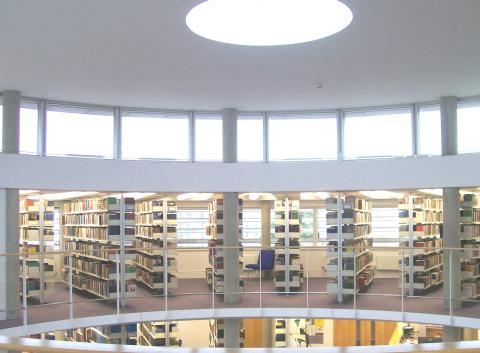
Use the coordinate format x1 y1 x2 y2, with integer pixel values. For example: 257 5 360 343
440 96 461 311
1 90 21 321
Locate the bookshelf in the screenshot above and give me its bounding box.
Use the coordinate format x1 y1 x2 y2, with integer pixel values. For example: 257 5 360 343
459 193 480 300
135 199 178 293
137 322 181 347
62 196 137 300
398 195 443 295
273 199 303 291
206 198 244 296
326 196 375 302
19 198 56 301
208 319 245 348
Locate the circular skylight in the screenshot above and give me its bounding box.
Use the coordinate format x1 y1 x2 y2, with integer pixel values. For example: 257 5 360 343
185 0 353 46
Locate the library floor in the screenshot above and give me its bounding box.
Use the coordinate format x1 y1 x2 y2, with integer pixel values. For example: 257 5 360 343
1 278 479 330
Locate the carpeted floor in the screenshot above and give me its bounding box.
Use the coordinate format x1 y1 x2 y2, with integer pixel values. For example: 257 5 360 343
1 277 479 330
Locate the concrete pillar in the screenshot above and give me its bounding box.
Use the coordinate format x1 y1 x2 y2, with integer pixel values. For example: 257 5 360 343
222 108 241 347
261 201 271 248
1 91 21 322
443 326 461 342
440 96 461 310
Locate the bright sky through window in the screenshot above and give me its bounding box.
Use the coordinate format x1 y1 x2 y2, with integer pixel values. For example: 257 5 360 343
418 107 441 156
46 109 114 158
238 116 264 161
269 116 337 160
344 111 412 158
122 114 189 160
458 104 480 154
20 106 38 154
195 116 223 161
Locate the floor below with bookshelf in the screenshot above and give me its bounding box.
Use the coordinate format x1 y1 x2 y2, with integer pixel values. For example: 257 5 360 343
1 277 480 331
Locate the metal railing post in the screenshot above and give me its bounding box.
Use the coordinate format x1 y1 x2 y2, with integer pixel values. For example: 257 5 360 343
449 249 453 319
259 246 262 309
353 246 357 317
401 248 405 321
68 254 73 320
306 247 309 310
116 251 120 315
22 254 27 326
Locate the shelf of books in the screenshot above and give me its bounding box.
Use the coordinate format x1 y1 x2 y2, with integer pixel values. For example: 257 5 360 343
460 193 480 301
65 324 137 345
398 195 443 295
135 199 178 293
208 319 245 348
62 196 137 300
19 198 56 300
326 196 375 302
274 319 287 347
273 199 303 291
206 198 244 295
137 322 181 347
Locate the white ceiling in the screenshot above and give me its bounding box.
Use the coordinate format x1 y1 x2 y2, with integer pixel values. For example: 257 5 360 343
0 0 479 111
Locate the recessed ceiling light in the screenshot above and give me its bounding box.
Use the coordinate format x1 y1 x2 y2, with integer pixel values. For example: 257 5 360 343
186 0 353 46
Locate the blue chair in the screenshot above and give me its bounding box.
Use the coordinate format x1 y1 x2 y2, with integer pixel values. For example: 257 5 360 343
245 249 275 278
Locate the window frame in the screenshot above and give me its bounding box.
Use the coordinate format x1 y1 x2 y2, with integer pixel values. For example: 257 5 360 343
176 207 210 247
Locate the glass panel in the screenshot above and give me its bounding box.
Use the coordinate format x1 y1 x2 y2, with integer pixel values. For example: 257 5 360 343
371 207 400 247
46 106 114 158
317 208 327 243
268 114 337 160
242 208 261 244
177 209 209 246
195 115 222 161
344 109 413 158
458 102 480 154
418 106 441 156
237 116 263 161
0 103 2 151
20 102 38 155
121 113 189 160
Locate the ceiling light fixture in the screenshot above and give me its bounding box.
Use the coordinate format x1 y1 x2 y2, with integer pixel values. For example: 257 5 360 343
360 191 404 200
186 0 353 46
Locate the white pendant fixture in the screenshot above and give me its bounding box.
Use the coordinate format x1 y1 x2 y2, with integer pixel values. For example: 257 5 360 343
186 0 353 46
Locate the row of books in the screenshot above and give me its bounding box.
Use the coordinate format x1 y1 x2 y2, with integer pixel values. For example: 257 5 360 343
327 197 372 211
462 282 480 300
20 228 54 242
72 274 136 298
63 213 134 225
461 194 480 209
399 210 443 223
135 200 176 213
20 199 54 213
19 212 54 223
461 209 480 223
136 269 177 286
399 197 443 211
64 226 135 239
399 224 443 236
410 238 444 251
63 197 132 213
275 254 301 266
72 258 118 279
326 211 372 224
462 260 480 278
403 253 443 270
136 225 176 238
404 270 443 287
136 212 177 224
461 224 480 239
461 242 480 259
205 224 243 237
136 254 175 270
327 224 372 237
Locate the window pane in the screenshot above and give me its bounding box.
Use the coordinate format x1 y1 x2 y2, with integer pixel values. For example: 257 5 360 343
458 102 480 154
418 106 441 156
195 116 222 161
371 207 399 247
344 110 412 158
238 116 263 161
177 209 209 246
242 208 261 244
46 106 114 158
122 113 189 160
317 208 327 242
20 103 38 155
300 209 313 245
269 115 337 160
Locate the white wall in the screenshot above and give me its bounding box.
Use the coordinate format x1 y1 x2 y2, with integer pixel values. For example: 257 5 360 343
176 320 210 348
1 153 480 192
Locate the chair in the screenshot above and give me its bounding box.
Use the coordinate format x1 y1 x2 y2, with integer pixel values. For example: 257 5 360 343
245 249 275 278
